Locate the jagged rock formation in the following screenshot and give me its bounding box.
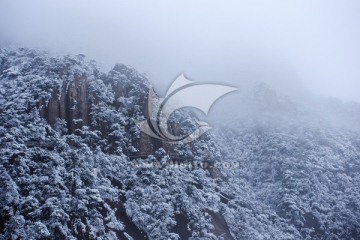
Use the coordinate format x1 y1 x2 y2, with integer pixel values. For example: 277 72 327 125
39 76 89 132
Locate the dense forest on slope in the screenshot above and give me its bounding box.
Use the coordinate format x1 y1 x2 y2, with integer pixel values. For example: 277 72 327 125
1 48 360 240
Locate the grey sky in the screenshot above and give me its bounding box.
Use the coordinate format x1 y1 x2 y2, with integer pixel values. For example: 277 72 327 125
0 0 359 102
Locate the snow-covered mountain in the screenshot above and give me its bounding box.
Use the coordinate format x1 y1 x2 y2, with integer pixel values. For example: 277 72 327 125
0 48 232 239
1 48 360 240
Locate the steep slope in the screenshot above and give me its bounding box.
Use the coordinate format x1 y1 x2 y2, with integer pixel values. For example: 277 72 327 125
2 48 360 240
0 48 233 240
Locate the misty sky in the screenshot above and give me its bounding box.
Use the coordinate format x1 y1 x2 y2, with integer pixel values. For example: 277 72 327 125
0 0 359 102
